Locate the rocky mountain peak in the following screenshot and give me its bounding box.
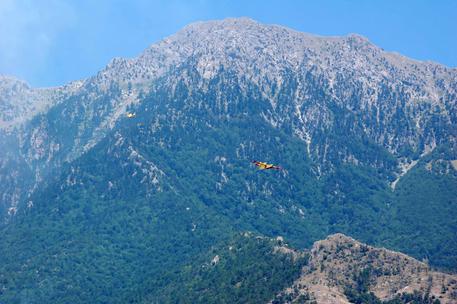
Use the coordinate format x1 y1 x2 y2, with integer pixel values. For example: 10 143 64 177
0 75 50 128
0 75 30 92
275 233 457 303
92 16 456 119
97 18 382 90
317 233 360 247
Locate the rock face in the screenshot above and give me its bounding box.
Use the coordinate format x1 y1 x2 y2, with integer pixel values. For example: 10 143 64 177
275 234 457 303
0 75 82 129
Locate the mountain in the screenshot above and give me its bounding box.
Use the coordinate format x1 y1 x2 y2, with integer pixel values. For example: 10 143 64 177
1 18 456 218
0 18 456 303
146 233 457 303
273 233 457 304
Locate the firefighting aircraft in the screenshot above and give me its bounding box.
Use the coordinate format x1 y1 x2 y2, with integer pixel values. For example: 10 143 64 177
251 160 282 170
126 112 136 118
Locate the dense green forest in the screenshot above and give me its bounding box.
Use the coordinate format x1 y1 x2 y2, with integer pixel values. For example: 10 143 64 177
141 233 307 303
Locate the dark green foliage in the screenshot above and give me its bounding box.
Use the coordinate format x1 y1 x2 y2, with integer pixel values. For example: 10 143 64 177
143 233 308 303
345 290 383 304
383 146 457 270
0 192 232 303
385 291 441 304
344 268 382 304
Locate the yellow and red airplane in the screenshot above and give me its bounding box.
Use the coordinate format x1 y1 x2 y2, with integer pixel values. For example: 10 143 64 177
251 160 282 170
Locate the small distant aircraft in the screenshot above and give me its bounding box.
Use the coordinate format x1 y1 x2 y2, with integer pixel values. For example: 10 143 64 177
126 112 136 118
252 160 282 170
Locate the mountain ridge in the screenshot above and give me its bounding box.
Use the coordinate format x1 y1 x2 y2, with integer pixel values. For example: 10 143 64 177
2 18 455 127
273 233 457 303
0 17 456 303
140 232 457 303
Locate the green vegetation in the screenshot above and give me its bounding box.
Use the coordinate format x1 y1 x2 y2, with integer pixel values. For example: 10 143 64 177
0 71 456 303
143 233 308 303
383 145 457 270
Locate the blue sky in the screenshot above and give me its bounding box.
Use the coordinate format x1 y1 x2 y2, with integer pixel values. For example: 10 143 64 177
1 0 456 87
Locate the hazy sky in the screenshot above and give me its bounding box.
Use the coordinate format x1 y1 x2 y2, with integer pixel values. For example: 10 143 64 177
1 0 456 87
